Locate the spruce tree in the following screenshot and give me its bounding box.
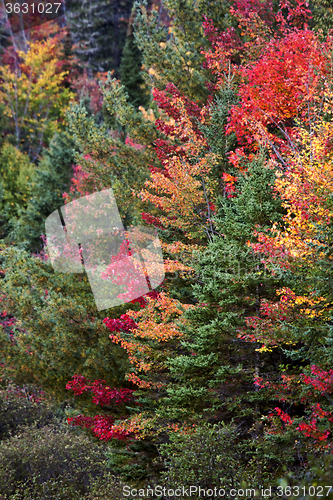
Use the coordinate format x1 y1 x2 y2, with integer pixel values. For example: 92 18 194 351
133 0 232 101
0 143 35 219
68 0 134 76
0 143 35 240
0 11 11 55
119 29 150 108
164 157 285 422
8 130 76 251
67 85 161 228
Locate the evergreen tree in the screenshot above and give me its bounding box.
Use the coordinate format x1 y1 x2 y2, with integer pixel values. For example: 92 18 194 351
164 157 285 420
68 0 134 76
67 84 161 228
0 143 35 219
155 157 291 482
0 8 11 56
133 0 232 101
119 28 150 108
8 130 76 251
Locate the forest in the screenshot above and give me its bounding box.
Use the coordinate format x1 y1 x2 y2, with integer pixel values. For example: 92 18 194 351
0 0 333 498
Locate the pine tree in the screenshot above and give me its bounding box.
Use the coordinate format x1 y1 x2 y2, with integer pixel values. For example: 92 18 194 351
67 0 104 76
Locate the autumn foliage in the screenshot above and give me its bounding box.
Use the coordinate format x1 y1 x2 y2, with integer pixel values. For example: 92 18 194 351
0 30 73 160
61 2 333 459
2 0 333 490
66 375 134 441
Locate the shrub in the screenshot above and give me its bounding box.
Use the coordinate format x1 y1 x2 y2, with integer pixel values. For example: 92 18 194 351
83 472 127 500
0 384 55 440
157 423 251 493
278 454 333 500
0 473 126 500
0 424 112 498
